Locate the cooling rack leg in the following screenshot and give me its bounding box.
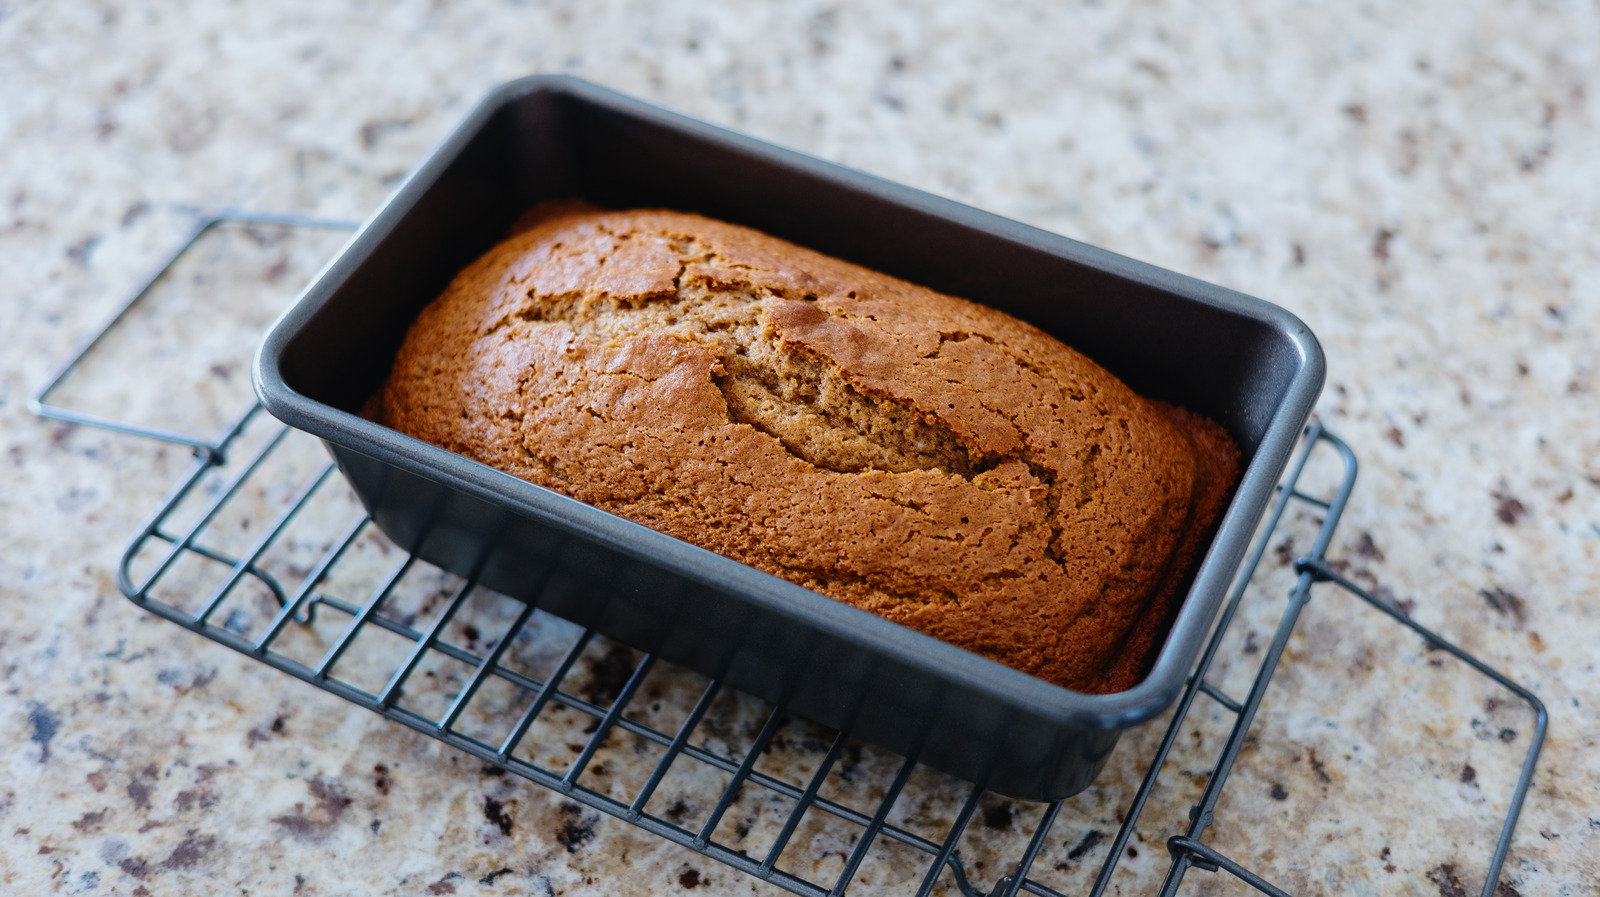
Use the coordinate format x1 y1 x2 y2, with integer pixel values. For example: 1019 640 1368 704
28 212 358 450
1155 426 1355 897
1083 421 1335 897
1153 582 1314 897
912 783 985 897
1165 837 1294 897
990 800 1064 897
1295 557 1549 897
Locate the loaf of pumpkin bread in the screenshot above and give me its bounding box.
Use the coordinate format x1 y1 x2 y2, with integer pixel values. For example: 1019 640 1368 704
379 203 1240 693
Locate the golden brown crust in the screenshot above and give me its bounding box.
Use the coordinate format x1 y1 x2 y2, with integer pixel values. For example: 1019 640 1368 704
380 204 1240 693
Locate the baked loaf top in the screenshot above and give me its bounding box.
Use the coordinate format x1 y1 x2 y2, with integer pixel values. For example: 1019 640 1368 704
380 203 1240 693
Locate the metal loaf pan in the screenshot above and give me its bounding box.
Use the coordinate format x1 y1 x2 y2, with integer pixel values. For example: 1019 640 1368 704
255 76 1324 800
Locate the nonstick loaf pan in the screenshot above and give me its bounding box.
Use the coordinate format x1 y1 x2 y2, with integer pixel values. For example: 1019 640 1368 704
255 75 1324 800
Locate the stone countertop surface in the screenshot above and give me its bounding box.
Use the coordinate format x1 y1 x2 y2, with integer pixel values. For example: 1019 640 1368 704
2 2 1597 895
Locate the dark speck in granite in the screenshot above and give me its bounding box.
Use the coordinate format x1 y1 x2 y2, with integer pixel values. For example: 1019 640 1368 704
359 116 416 151
1064 830 1105 862
1492 483 1529 525
66 234 100 266
157 664 216 694
981 801 1014 831
1481 586 1528 625
483 796 515 837
194 762 230 783
127 781 152 811
679 867 703 888
1306 748 1332 784
479 867 514 886
271 777 352 840
555 802 597 853
1355 531 1384 560
663 799 692 826
1427 863 1471 897
120 201 149 227
247 711 290 747
1273 536 1295 566
119 855 150 879
222 609 251 634
69 809 108 833
174 788 217 812
580 643 639 707
160 831 216 870
1270 783 1289 801
1373 228 1395 262
26 701 60 762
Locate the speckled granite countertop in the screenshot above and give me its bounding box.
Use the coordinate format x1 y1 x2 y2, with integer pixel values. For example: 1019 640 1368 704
3 2 1597 895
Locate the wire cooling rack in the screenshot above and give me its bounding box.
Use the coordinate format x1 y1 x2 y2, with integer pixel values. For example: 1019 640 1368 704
34 211 1547 897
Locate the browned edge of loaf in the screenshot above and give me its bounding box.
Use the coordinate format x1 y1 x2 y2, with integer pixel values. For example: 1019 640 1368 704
378 200 1242 694
1093 402 1239 693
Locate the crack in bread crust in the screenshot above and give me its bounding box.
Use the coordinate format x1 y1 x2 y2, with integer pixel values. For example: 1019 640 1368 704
380 204 1242 694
